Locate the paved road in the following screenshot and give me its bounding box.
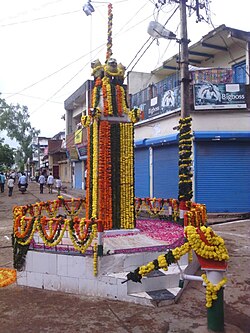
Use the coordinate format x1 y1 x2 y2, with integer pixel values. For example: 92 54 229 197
0 182 249 332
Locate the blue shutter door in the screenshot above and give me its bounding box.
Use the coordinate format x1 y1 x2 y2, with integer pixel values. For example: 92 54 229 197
75 161 82 189
153 145 179 198
195 141 250 212
134 148 150 197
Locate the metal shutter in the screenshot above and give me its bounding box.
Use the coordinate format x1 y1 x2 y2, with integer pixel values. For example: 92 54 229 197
134 148 150 197
153 145 179 198
195 141 250 212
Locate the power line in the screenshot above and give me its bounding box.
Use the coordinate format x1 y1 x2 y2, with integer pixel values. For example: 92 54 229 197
126 4 179 73
1 93 61 104
30 43 107 115
4 42 106 101
0 10 80 27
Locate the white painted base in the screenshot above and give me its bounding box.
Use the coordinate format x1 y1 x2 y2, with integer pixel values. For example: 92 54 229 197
17 250 199 306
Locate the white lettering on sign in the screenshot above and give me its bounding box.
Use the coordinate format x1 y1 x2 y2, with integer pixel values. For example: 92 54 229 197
221 93 244 102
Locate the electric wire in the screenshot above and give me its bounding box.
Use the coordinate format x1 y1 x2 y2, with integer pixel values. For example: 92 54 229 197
0 9 81 27
126 4 179 73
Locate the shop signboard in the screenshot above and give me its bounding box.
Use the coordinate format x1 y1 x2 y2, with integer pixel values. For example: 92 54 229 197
194 83 246 110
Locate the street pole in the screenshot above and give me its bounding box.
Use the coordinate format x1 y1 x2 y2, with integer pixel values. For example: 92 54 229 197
178 0 193 223
180 0 190 119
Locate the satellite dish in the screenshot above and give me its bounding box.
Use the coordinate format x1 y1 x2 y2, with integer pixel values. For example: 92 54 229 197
147 21 176 39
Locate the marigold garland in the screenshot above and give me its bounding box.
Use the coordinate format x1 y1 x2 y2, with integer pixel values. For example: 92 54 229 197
91 119 99 218
185 225 229 261
124 224 229 309
0 268 17 287
202 273 227 308
178 116 193 202
93 242 98 276
120 123 135 228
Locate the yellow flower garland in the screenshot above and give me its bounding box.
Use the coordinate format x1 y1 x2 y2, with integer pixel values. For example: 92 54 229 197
93 242 98 276
185 225 229 261
0 268 17 288
202 273 227 308
120 123 135 228
68 223 97 254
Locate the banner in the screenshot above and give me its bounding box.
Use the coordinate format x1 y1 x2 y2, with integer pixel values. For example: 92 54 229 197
194 83 246 110
138 85 181 120
77 145 87 160
74 129 82 144
69 147 78 160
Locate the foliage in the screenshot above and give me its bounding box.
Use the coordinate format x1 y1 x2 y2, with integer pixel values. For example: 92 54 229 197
0 138 15 170
0 95 40 169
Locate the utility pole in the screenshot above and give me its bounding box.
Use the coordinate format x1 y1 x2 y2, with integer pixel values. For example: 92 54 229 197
180 0 190 118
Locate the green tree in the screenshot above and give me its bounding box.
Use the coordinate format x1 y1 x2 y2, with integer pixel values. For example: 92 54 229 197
0 139 15 170
0 95 40 170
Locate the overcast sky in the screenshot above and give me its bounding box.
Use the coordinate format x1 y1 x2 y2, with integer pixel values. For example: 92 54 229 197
0 0 249 142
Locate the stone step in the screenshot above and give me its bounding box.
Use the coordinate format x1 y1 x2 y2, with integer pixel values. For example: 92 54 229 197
126 265 186 294
129 287 183 306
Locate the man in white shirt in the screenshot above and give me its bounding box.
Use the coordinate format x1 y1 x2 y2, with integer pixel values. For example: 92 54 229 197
7 177 15 197
55 176 62 195
47 173 54 194
38 173 46 194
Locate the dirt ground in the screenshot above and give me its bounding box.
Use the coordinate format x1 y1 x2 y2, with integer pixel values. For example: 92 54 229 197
0 182 249 333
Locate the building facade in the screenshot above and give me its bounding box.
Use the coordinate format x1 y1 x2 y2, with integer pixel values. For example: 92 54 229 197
64 80 93 189
128 25 250 213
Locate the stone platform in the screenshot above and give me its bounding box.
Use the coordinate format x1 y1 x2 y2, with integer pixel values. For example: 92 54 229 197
17 220 199 306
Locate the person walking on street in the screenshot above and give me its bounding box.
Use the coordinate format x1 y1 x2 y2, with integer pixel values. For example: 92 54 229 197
47 173 54 194
7 177 14 197
0 172 6 193
55 176 62 196
18 173 28 189
38 173 46 194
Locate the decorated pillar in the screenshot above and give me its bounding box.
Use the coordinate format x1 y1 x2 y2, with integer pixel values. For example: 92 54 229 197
81 3 142 230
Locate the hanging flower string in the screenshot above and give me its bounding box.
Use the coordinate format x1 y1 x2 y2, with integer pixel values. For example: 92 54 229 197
106 3 113 61
91 119 99 218
178 116 193 202
124 225 229 308
120 123 135 228
12 213 99 270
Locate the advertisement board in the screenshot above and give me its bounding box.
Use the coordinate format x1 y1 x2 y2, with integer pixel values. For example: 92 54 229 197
194 83 246 110
139 85 181 120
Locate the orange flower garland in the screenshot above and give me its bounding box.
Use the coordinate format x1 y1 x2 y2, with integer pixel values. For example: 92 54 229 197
98 121 112 229
0 268 16 287
116 85 123 116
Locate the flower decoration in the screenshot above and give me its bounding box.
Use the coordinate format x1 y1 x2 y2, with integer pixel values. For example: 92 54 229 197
128 108 143 123
185 225 229 261
81 115 91 127
0 268 16 287
202 273 227 308
178 116 193 202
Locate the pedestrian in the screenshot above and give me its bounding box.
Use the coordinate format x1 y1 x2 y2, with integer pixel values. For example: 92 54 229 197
84 168 87 190
47 173 54 194
7 177 14 197
55 176 62 195
18 173 28 189
38 173 46 194
0 172 6 193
